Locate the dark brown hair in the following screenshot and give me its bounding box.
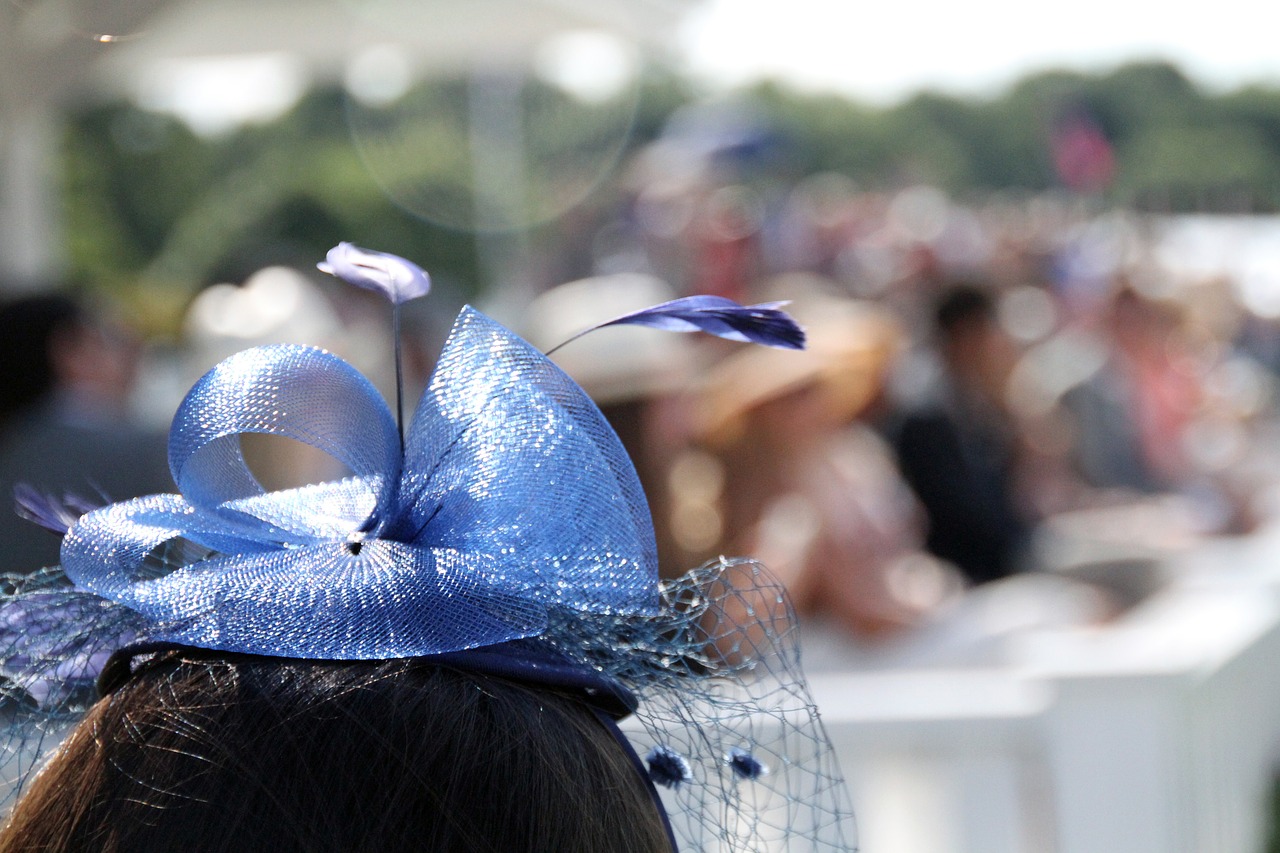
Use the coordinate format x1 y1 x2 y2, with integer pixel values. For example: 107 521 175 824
0 651 670 853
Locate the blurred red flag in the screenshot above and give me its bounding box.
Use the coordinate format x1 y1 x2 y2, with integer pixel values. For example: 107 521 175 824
1051 109 1116 192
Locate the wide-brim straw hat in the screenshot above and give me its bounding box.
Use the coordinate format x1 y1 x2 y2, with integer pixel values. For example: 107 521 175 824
699 288 903 445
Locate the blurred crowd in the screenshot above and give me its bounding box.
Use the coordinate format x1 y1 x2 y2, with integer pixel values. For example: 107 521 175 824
6 113 1280 652
521 115 1280 646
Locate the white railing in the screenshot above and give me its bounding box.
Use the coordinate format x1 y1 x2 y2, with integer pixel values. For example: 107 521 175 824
812 526 1280 853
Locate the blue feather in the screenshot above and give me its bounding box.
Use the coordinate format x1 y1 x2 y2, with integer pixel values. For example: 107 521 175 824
13 485 97 536
546 296 806 354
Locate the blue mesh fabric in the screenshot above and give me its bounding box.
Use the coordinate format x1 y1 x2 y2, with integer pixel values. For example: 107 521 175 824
58 308 658 660
169 344 401 529
542 558 858 851
1 567 148 809
395 308 659 612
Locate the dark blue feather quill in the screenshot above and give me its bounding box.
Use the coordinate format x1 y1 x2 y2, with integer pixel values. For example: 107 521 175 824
545 296 806 355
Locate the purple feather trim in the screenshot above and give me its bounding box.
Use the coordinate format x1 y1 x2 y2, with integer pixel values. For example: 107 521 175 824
13 485 98 536
546 295 806 354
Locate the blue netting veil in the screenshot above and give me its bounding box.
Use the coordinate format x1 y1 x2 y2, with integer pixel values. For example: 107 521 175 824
0 286 856 850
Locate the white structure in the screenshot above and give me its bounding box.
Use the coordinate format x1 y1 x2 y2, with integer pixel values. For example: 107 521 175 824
813 518 1280 852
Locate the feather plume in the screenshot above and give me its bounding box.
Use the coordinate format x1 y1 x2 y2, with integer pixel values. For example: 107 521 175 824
546 296 805 355
317 242 431 305
13 485 97 536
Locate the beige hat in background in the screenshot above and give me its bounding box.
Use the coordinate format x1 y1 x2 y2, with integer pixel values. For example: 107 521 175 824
698 282 904 445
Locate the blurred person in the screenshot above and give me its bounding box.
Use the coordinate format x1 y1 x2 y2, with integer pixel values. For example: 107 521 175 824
1051 282 1270 540
0 293 169 572
771 172 863 279
699 290 951 641
689 185 763 302
888 283 1033 585
1062 285 1203 493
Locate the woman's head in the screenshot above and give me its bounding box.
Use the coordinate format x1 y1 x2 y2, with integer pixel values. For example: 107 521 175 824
1 650 671 853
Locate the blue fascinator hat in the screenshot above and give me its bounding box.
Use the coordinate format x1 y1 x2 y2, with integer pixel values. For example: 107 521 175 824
1 244 856 851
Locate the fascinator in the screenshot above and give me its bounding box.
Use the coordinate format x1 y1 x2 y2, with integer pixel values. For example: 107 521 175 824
0 244 856 851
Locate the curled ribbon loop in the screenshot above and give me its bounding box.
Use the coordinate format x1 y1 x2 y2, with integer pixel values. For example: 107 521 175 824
398 308 658 612
60 308 658 659
169 344 401 538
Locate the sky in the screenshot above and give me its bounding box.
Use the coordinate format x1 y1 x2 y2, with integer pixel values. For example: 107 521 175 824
678 0 1280 103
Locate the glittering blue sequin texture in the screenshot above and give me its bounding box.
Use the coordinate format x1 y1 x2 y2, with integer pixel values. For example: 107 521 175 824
59 307 659 659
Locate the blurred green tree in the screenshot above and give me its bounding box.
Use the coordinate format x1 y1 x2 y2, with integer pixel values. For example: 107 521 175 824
56 59 1280 325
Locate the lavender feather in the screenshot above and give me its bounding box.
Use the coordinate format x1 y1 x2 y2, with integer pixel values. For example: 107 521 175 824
317 242 431 305
13 486 97 536
546 296 806 355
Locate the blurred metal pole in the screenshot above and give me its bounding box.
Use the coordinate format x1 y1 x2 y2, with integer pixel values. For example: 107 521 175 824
467 69 534 321
0 0 178 291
